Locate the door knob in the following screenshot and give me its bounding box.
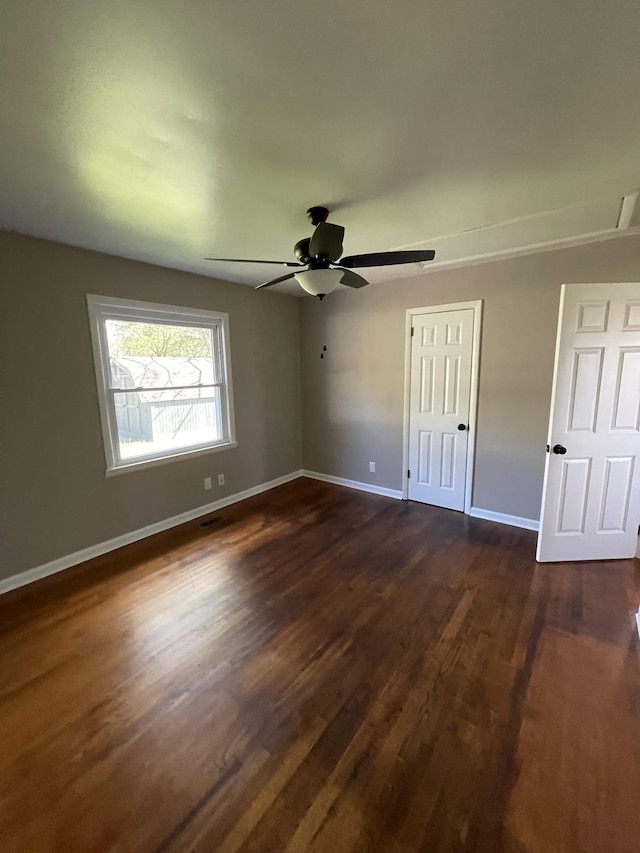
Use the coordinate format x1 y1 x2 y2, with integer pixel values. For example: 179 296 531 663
552 444 567 455
457 423 467 431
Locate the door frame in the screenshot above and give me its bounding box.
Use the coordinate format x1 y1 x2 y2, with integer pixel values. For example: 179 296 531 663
402 300 483 510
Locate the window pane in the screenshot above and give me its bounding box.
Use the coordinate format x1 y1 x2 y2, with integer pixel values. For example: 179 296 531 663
88 296 235 471
113 387 224 460
105 320 216 388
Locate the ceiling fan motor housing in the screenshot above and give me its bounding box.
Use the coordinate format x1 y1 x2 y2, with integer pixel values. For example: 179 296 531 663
306 206 329 226
294 238 312 264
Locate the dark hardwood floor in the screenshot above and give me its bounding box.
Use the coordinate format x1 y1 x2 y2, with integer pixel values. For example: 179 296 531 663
1 478 639 853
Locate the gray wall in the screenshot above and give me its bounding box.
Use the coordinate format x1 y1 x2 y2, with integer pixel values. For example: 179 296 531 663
300 233 640 520
2 229 639 581
0 232 303 579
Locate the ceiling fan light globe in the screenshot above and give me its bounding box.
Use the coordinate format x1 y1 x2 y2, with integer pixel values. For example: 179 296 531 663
294 268 343 298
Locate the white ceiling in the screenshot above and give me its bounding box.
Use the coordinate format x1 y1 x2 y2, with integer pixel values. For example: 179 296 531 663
1 0 639 295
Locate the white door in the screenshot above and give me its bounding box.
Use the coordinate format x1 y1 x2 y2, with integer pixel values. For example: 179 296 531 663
537 283 640 562
408 308 475 510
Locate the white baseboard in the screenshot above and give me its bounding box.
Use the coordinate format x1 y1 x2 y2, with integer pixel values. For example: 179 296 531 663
302 470 403 500
302 474 538 531
0 472 543 596
468 506 540 532
0 470 304 596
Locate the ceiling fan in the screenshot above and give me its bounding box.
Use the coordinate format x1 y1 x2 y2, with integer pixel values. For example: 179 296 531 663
205 206 436 299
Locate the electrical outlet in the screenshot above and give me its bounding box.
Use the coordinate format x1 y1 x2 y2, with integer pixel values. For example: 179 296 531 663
204 477 212 491
218 473 225 486
369 461 376 473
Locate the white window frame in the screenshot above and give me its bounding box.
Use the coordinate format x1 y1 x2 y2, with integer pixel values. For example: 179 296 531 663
87 294 236 476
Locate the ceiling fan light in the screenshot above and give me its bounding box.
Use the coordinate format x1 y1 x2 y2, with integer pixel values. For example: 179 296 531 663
294 268 343 298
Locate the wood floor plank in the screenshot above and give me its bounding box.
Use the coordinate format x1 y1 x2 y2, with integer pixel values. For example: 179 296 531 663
0 478 638 852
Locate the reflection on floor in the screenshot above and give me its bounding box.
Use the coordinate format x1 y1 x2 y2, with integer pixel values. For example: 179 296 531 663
1 478 638 852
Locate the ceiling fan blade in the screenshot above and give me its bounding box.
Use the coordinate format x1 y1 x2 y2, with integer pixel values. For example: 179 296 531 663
339 250 435 268
309 222 345 262
255 271 299 290
334 268 369 289
205 257 302 267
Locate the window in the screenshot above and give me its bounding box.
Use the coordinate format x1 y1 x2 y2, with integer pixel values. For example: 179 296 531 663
87 295 236 474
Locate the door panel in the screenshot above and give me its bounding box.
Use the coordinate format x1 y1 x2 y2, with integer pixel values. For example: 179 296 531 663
443 355 461 414
557 458 591 534
567 348 603 431
408 308 474 511
576 300 609 332
622 302 640 330
417 430 433 484
611 349 640 430
537 283 640 561
598 457 634 531
440 432 457 490
419 356 435 413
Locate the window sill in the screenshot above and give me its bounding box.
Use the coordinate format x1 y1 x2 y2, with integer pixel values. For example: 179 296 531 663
105 441 238 477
